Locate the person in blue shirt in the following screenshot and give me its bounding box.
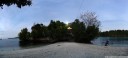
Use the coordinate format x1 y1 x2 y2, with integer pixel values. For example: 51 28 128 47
105 40 109 46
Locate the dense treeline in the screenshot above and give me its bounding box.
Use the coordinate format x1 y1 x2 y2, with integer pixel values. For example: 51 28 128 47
100 30 128 37
19 12 100 43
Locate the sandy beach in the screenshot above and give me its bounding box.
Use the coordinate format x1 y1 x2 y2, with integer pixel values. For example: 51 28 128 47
0 42 128 58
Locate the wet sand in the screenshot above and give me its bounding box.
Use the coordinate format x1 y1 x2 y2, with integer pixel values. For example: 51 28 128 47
0 42 128 58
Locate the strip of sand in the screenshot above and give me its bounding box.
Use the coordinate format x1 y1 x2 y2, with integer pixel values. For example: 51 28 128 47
0 42 128 58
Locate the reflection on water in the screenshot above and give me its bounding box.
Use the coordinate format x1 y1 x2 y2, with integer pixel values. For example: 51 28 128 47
19 41 50 49
92 37 128 47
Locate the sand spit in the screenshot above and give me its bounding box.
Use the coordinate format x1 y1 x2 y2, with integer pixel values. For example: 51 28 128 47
0 42 128 58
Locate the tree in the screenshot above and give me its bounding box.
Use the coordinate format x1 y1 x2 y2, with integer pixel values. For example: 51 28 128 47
85 25 99 42
80 12 100 43
0 0 32 9
31 23 48 40
48 20 68 42
80 12 100 28
70 19 86 42
18 28 30 41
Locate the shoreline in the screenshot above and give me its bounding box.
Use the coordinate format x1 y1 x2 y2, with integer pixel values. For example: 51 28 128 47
0 42 128 58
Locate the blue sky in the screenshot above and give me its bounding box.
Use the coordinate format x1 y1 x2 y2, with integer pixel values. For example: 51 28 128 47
0 0 128 38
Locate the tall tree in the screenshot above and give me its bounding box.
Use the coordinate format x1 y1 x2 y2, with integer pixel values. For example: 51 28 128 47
70 19 86 42
80 12 100 42
18 28 30 41
0 0 32 8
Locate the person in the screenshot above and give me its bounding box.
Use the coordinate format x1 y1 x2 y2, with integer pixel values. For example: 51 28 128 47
105 40 109 46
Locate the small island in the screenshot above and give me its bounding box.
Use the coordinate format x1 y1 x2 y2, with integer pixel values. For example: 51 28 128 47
18 12 99 44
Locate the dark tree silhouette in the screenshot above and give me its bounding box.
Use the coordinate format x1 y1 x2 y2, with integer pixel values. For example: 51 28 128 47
70 19 86 42
0 0 32 8
31 23 48 40
48 20 68 42
85 25 99 42
80 12 100 43
18 28 30 41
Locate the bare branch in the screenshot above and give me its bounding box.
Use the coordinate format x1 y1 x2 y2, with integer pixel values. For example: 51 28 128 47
80 12 100 28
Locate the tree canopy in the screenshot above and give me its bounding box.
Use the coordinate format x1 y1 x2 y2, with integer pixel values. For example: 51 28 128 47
18 28 30 41
0 0 32 8
31 23 48 40
70 19 86 42
48 20 68 41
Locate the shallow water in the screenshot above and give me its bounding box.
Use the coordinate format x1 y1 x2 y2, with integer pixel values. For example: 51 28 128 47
92 37 128 47
0 39 20 51
0 38 48 51
0 37 128 51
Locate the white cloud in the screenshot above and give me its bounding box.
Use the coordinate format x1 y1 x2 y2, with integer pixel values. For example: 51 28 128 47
0 13 12 31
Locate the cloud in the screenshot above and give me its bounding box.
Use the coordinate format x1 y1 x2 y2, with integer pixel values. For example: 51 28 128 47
0 12 12 31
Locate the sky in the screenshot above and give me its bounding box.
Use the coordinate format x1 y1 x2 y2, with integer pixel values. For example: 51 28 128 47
0 0 128 38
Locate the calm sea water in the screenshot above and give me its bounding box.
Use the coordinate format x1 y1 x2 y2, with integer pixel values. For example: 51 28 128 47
0 38 20 51
0 37 128 51
0 38 48 51
92 37 128 47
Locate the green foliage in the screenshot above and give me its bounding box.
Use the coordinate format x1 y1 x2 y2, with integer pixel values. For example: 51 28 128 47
0 0 32 8
100 30 128 37
70 19 86 42
18 28 30 41
85 25 99 42
70 18 100 43
48 20 68 41
31 23 48 40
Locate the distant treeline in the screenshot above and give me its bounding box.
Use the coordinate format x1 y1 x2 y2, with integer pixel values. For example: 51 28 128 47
100 30 128 37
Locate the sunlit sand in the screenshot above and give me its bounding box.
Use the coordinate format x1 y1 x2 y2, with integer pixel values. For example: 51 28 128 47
0 42 128 58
